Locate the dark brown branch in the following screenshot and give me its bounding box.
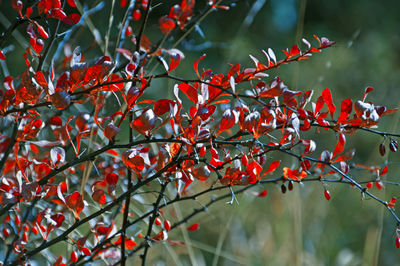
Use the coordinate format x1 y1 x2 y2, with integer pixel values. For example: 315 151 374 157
0 120 18 175
140 182 169 266
135 0 152 52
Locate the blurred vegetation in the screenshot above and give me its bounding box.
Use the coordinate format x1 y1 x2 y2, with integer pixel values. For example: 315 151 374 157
1 0 399 265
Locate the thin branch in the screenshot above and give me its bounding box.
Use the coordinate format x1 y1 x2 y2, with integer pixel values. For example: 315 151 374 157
140 182 169 266
114 0 136 60
135 0 153 52
120 114 134 266
0 120 18 175
37 3 63 71
17 150 189 262
170 0 224 49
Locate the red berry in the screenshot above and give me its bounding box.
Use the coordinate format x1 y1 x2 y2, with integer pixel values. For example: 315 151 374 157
324 190 331 201
199 146 206 157
22 232 28 242
132 9 141 20
281 184 287 194
125 25 133 37
241 155 248 166
388 197 397 207
71 251 78 262
155 217 162 226
164 220 171 231
81 247 91 256
396 237 400 248
375 180 383 190
2 228 10 237
366 182 373 189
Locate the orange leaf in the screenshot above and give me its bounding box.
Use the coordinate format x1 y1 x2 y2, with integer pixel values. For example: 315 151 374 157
283 167 307 181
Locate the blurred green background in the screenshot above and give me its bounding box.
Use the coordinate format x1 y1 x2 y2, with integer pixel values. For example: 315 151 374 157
1 0 400 265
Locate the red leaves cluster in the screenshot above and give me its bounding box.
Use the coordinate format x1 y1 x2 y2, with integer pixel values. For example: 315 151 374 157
159 0 196 34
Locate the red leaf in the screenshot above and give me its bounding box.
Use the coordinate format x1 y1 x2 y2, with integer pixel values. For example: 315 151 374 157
0 50 5 60
65 192 84 219
187 223 199 231
193 54 206 79
50 213 65 227
362 86 373 102
218 109 238 133
159 16 175 34
31 38 44 54
130 109 157 136
169 53 181 73
259 87 283 98
332 133 346 158
122 150 145 173
154 99 176 116
104 123 120 141
51 8 68 21
310 48 321 53
35 22 49 39
178 83 198 104
246 160 262 181
106 173 119 185
34 71 48 88
125 239 138 249
289 44 301 57
257 189 268 197
197 105 216 120
62 13 80 25
262 160 280 176
380 165 388 176
81 247 91 256
321 88 335 119
332 148 355 163
283 167 307 181
315 95 325 115
337 99 353 122
381 108 398 117
67 0 77 7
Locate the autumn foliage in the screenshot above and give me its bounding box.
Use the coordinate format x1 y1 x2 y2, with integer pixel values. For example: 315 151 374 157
0 0 399 265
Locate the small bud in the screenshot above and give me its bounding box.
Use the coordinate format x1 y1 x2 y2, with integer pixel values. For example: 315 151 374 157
288 181 294 191
281 184 287 194
379 143 386 156
389 139 398 152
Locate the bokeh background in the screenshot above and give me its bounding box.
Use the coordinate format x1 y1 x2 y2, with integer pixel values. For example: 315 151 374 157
1 0 400 265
